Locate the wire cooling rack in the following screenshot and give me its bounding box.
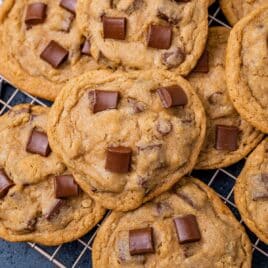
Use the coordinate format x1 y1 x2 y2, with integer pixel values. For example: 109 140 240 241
0 1 267 267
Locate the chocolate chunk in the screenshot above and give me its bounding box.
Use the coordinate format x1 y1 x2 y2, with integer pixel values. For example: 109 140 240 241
147 25 172 50
45 199 65 220
215 125 239 151
157 10 179 24
261 173 268 186
89 90 119 113
103 17 127 40
252 193 268 201
0 169 14 198
173 214 201 244
162 47 185 68
26 218 37 232
26 129 51 157
54 175 79 198
105 146 132 173
129 227 155 255
192 51 209 73
25 3 47 26
157 86 188 108
81 39 91 55
40 41 69 68
60 0 76 14
61 14 74 32
156 119 172 135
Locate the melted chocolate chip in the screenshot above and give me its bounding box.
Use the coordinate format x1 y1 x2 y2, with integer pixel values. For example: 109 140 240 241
176 192 195 208
156 119 172 135
147 24 172 50
45 199 65 220
105 146 132 173
192 51 209 73
26 129 51 157
54 175 79 198
0 169 14 198
157 10 179 24
215 125 239 151
25 3 47 26
40 41 69 68
173 214 201 244
89 90 119 113
103 17 127 40
26 218 37 232
157 86 188 108
129 227 155 255
162 47 185 68
60 0 77 14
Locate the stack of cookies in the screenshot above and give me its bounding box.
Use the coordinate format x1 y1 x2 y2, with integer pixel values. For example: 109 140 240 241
0 0 267 266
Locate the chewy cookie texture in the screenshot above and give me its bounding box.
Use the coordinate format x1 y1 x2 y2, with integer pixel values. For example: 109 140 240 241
76 0 208 76
93 177 252 268
235 138 268 244
0 104 105 245
220 0 268 25
48 70 206 211
0 0 103 101
226 5 268 134
188 27 263 169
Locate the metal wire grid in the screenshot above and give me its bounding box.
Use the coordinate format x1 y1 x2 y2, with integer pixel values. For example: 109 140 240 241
0 2 267 267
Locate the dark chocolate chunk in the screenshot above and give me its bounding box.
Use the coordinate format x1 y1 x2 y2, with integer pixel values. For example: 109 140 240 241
156 119 172 135
105 146 132 173
61 14 74 32
215 125 239 151
89 90 119 113
103 17 127 40
192 51 209 73
129 227 155 255
45 199 65 220
60 0 76 14
54 175 79 198
173 214 201 244
157 85 188 108
0 169 14 198
81 39 91 55
162 47 185 68
26 129 51 157
40 41 69 68
147 24 172 50
25 3 47 26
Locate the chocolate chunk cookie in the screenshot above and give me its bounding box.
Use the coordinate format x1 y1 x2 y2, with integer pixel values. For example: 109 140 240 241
0 104 105 245
188 27 263 169
220 0 268 25
48 70 206 211
0 0 104 101
226 5 268 134
93 177 252 267
235 138 268 243
76 0 208 76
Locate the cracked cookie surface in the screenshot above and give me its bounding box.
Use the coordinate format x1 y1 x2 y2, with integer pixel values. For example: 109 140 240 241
188 27 263 169
220 0 268 25
93 177 252 268
226 5 268 133
76 0 208 76
0 0 104 101
0 104 105 245
235 138 268 243
48 70 206 211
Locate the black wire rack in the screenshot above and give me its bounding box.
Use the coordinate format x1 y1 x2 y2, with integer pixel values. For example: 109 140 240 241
0 1 267 267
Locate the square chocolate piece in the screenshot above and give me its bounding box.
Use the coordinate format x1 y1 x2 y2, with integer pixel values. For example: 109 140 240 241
25 3 47 26
103 17 127 40
147 24 172 50
54 175 79 198
215 125 239 151
129 227 155 255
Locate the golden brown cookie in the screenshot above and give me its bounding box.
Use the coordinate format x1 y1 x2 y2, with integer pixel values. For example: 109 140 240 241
0 104 105 245
188 27 263 169
48 70 206 211
93 177 252 268
235 138 268 243
226 5 268 133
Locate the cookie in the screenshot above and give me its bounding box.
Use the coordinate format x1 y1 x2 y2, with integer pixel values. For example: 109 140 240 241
188 27 263 169
93 177 252 267
226 5 268 134
235 138 268 243
48 70 206 211
0 0 104 101
220 0 268 25
0 104 105 245
76 0 208 76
